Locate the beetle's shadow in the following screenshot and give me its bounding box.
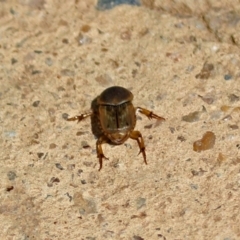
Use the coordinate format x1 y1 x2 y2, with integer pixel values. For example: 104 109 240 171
90 97 114 146
90 97 121 147
90 97 103 140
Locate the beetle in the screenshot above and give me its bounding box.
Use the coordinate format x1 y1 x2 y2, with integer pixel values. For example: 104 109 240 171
68 86 165 170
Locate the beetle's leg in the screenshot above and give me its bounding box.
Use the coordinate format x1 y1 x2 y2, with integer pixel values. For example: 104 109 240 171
67 111 93 122
129 130 147 165
96 135 109 171
136 107 165 121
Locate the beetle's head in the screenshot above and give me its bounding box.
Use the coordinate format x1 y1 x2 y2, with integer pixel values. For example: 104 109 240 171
107 132 129 145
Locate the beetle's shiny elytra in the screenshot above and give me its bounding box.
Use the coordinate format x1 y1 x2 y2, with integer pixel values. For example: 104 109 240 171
98 87 136 144
68 86 165 171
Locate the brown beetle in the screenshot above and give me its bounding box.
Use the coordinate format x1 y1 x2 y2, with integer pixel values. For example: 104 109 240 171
68 86 165 170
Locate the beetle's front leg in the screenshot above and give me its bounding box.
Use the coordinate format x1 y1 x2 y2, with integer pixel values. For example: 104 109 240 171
129 130 147 165
136 107 165 121
67 111 93 122
96 135 109 171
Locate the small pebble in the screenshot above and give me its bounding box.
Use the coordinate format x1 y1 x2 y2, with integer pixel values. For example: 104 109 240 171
190 183 198 190
95 74 113 87
4 131 17 138
62 113 69 120
96 0 140 10
224 74 232 80
144 124 153 129
133 236 144 240
228 94 239 102
55 163 64 170
198 94 214 104
193 131 216 152
67 164 75 170
45 57 53 66
6 186 14 192
32 100 40 107
182 110 202 122
136 197 146 209
120 30 131 40
61 69 75 77
81 25 91 32
33 133 39 139
7 171 17 181
81 141 90 149
217 152 226 164
32 70 41 75
76 33 92 45
76 131 85 136
47 177 60 187
62 38 69 44
210 110 223 120
83 161 93 167
195 62 214 79
65 192 73 201
81 180 87 184
228 124 238 130
37 152 44 159
222 115 232 121
191 168 206 176
48 108 55 116
49 143 57 149
177 135 186 142
34 50 42 54
11 58 18 64
78 169 83 176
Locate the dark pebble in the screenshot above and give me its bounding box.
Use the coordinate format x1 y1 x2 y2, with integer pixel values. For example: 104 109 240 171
97 0 140 10
224 74 232 80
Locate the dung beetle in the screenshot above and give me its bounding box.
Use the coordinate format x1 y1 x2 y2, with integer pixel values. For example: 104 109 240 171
68 86 165 171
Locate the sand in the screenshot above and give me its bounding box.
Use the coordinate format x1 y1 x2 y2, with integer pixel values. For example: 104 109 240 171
1 1 240 239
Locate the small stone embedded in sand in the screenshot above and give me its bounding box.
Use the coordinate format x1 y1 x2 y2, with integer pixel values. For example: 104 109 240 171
182 106 206 122
7 171 17 181
228 93 239 102
193 131 216 152
76 32 92 45
195 62 214 79
61 69 75 77
224 74 232 80
228 124 239 130
182 110 201 122
32 100 40 107
96 0 140 10
220 105 231 112
217 152 226 164
198 94 214 104
95 74 113 86
55 163 64 170
49 143 57 149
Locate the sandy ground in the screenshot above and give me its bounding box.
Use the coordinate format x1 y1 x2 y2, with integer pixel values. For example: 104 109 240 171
1 0 240 239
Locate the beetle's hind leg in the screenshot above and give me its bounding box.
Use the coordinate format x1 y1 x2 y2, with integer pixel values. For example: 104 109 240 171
67 111 93 122
136 107 165 121
129 131 147 165
96 135 109 171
